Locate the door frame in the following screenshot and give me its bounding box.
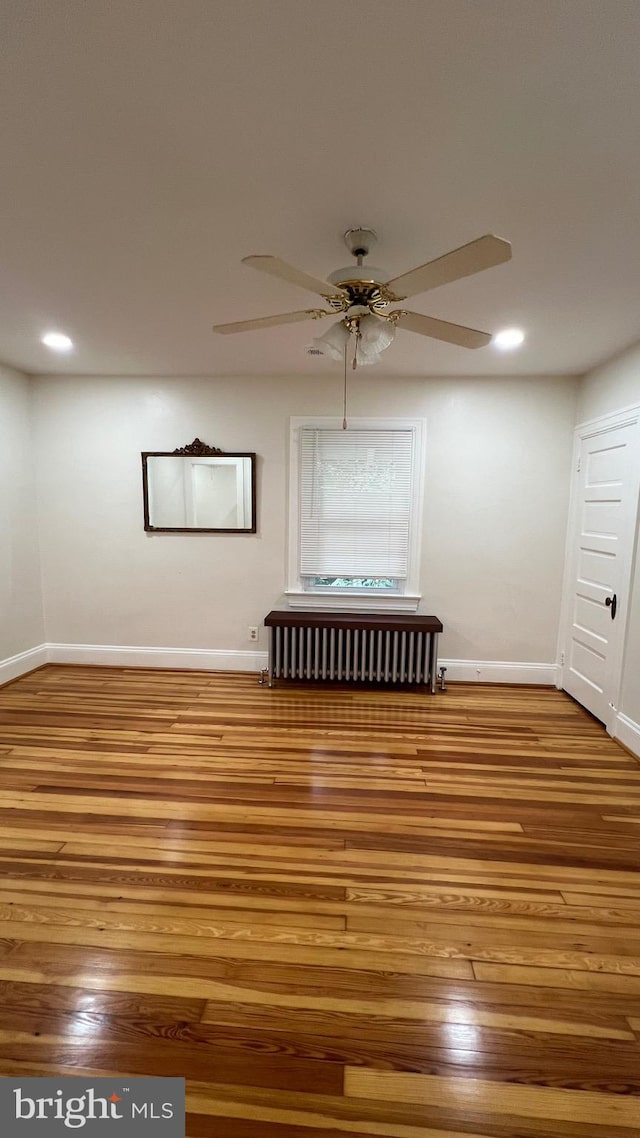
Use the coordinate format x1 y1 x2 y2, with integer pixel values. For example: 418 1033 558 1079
557 403 640 735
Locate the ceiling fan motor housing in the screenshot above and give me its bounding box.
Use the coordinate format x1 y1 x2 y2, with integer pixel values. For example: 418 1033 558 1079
327 265 389 287
325 273 394 317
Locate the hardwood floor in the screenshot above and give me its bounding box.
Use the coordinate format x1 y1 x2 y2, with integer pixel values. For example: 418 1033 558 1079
0 664 639 1135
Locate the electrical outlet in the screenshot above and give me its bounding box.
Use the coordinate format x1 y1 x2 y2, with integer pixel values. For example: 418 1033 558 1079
248 626 258 642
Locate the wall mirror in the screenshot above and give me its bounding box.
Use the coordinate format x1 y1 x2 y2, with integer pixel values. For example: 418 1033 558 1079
142 439 256 533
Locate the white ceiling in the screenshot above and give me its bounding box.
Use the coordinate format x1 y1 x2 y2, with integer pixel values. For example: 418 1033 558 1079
2 0 640 378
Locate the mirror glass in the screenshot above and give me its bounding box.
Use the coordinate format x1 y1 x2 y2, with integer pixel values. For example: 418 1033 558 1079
142 447 256 532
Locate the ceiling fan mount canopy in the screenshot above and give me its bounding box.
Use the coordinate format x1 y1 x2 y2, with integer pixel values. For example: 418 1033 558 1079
343 226 378 259
212 229 513 361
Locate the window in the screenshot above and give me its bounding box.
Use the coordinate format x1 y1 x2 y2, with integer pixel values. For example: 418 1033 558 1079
286 417 425 611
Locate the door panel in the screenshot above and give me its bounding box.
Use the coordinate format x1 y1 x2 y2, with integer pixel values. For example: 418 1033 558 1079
574 593 609 641
583 500 620 538
569 637 606 692
586 443 625 484
577 547 614 588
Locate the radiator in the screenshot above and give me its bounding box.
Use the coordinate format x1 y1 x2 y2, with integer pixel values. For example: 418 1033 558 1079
264 611 442 692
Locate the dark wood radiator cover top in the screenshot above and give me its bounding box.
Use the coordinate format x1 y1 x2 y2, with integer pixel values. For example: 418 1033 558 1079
264 611 443 633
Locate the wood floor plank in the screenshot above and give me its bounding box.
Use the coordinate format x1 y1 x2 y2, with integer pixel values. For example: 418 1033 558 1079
0 888 346 930
1 665 640 1136
0 924 473 978
346 912 640 956
472 962 640 993
200 989 635 1039
344 1068 640 1127
563 891 640 909
0 978 206 1020
0 838 64 853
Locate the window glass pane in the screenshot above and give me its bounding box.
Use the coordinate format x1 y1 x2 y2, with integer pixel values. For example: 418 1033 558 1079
311 577 397 590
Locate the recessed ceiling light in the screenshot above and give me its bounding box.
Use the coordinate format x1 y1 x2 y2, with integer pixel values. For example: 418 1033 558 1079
493 327 525 350
41 331 73 352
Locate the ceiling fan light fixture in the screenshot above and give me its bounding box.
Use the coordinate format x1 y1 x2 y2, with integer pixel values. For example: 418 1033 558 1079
359 313 396 354
355 342 382 367
312 319 351 361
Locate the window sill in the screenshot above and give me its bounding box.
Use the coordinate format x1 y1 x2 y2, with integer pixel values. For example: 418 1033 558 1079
284 590 422 613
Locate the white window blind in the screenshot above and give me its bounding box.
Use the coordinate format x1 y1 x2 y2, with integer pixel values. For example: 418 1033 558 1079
299 428 414 579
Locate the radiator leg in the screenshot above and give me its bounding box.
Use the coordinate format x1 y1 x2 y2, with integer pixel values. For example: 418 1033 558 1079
430 633 439 694
268 627 275 688
438 665 447 692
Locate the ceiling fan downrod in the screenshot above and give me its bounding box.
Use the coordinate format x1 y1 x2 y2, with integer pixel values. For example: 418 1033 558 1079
343 226 377 267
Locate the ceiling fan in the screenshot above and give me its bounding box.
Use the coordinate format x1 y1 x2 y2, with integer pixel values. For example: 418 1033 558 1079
213 228 512 367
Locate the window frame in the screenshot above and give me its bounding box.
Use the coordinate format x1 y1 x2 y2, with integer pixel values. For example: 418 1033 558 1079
285 416 426 612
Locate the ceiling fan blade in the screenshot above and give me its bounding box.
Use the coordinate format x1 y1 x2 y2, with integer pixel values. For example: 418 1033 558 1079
213 308 331 334
394 310 492 349
242 255 347 300
385 235 512 301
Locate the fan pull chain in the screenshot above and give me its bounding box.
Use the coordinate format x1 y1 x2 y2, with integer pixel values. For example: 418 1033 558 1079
342 342 348 429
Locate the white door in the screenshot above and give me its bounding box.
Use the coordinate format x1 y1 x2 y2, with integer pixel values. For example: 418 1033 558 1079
561 414 640 728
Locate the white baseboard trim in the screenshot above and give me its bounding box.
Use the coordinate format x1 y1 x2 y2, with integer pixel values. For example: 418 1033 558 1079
439 659 559 685
0 644 49 686
3 644 558 686
47 643 269 673
613 711 640 759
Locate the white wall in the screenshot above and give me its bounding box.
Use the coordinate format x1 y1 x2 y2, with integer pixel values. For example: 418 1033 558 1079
577 341 640 729
577 341 640 424
33 372 577 671
0 364 45 673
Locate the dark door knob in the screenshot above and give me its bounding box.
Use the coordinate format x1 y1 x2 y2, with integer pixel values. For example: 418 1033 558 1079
605 594 617 620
